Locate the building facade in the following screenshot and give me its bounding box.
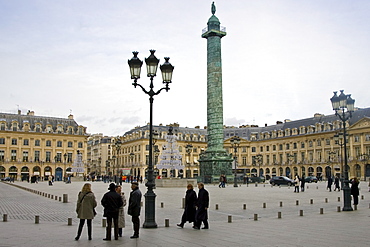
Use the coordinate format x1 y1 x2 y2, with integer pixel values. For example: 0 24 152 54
86 134 112 178
113 108 370 182
0 111 88 181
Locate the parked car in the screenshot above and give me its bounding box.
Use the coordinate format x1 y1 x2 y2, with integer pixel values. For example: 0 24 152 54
1 177 11 181
248 176 265 183
269 176 295 186
304 176 318 183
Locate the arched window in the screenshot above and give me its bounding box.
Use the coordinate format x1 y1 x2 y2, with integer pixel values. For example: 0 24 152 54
68 141 73 148
35 140 40 146
78 142 83 148
46 140 52 147
57 141 62 147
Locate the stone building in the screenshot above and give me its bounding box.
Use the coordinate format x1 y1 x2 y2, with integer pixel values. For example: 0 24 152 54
114 107 370 182
0 110 88 181
86 134 112 178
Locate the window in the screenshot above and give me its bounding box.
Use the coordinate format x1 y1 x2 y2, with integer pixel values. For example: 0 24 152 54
68 127 73 134
301 142 305 148
309 141 313 147
57 141 62 147
11 150 17 161
286 144 290 150
317 140 321 146
12 123 17 131
366 134 370 142
326 139 330 145
34 151 40 162
266 155 270 165
56 153 62 162
36 124 41 132
46 140 51 147
266 146 270 152
78 142 83 148
0 138 5 145
0 123 5 131
354 135 360 143
35 140 40 146
67 153 73 163
46 151 51 162
301 152 305 163
11 139 17 145
23 151 28 162
279 144 283 151
242 147 247 153
0 150 4 161
242 156 247 165
273 145 276 151
273 154 277 163
260 146 263 152
68 141 73 148
46 126 52 133
78 127 83 135
293 143 297 149
57 126 63 134
251 147 256 152
23 139 29 146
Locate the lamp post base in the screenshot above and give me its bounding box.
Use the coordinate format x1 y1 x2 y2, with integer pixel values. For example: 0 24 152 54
342 182 353 211
143 190 158 228
233 175 238 187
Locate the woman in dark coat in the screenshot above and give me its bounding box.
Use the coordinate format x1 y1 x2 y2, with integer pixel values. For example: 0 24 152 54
75 183 97 240
177 184 197 228
351 177 360 205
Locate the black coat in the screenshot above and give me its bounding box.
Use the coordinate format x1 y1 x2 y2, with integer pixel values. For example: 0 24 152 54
182 189 197 223
128 187 142 217
195 188 209 221
101 190 123 218
351 181 359 196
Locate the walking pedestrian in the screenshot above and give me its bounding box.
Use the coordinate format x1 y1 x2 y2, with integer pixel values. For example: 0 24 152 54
294 175 300 193
48 175 53 186
327 176 333 192
334 176 340 191
101 183 123 241
128 182 142 239
300 176 305 192
193 182 209 230
219 174 224 188
115 185 127 237
75 183 97 241
177 184 197 228
350 177 360 205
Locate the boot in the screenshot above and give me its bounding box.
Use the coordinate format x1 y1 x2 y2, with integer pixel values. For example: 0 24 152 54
87 222 92 240
75 223 83 240
103 226 111 240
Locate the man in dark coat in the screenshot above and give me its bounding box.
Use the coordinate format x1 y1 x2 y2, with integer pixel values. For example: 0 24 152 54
327 176 333 192
128 182 142 238
177 183 197 228
194 182 209 230
101 183 123 241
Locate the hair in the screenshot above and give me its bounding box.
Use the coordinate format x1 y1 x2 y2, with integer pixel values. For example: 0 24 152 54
81 183 92 193
187 184 193 190
198 182 204 188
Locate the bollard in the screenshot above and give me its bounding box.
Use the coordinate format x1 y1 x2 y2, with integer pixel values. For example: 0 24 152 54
182 198 185 209
55 196 58 201
3 214 7 222
338 197 341 202
63 194 68 203
316 186 318 189
337 206 341 212
35 215 39 224
215 204 219 210
354 205 357 210
165 218 169 227
299 210 303 216
280 201 283 207
325 198 328 203
48 194 51 199
361 195 364 200
307 185 309 189
102 218 107 227
263 184 265 187
296 200 299 206
68 218 72 226
243 204 246 210
310 199 313 204
51 195 54 199
320 208 324 214
254 214 258 221
161 202 164 208
59 197 62 202
255 183 258 187
228 215 232 223
263 203 266 208
278 212 282 219
369 203 370 209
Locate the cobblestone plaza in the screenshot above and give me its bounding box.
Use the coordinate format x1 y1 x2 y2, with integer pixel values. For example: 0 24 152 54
0 180 369 247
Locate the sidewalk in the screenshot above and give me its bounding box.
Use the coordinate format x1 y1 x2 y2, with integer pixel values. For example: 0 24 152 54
0 180 369 247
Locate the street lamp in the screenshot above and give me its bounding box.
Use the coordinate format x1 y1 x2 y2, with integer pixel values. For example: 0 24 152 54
255 154 263 178
128 50 174 228
330 90 355 211
230 136 240 187
185 144 193 178
114 136 122 184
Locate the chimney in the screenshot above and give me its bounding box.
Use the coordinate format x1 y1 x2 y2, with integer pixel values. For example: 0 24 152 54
68 114 74 120
265 123 267 127
18 110 21 115
276 121 283 125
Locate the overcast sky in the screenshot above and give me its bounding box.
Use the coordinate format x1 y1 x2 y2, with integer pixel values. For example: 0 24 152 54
1 0 369 136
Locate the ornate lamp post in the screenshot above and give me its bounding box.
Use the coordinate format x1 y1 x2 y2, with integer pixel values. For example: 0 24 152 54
114 136 122 184
328 151 337 177
330 90 355 211
130 152 135 177
185 144 193 178
128 50 174 228
230 136 240 187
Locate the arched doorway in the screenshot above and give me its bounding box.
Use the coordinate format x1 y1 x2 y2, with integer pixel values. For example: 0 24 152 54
355 164 361 178
278 167 283 176
325 166 332 178
161 169 168 178
293 167 298 177
21 166 29 181
259 168 264 177
308 167 314 176
193 169 199 177
285 167 291 178
251 168 257 177
44 166 52 181
317 166 323 179
0 166 5 178
265 168 271 180
9 166 17 180
55 167 63 181
301 166 306 177
366 164 370 180
272 168 276 177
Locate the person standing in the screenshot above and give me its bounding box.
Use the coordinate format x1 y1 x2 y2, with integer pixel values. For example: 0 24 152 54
194 182 209 230
334 176 341 191
351 177 360 205
327 176 333 192
294 175 300 193
75 183 97 241
128 182 142 239
300 176 305 192
48 175 53 186
115 185 127 237
177 184 197 228
101 183 123 241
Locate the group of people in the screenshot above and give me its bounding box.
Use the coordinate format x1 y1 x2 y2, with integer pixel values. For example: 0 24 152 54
293 175 306 193
74 181 142 241
177 182 210 230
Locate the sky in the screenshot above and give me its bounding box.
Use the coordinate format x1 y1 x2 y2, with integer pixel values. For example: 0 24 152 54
1 0 370 136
